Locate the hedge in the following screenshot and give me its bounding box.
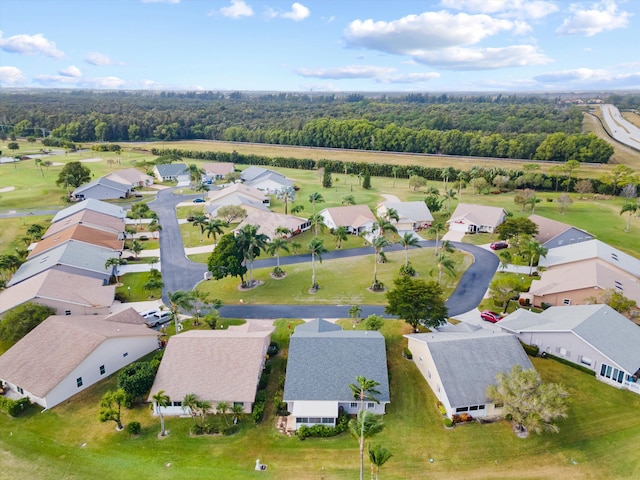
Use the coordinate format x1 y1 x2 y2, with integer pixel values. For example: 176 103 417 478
521 343 540 357
0 396 30 416
542 353 596 376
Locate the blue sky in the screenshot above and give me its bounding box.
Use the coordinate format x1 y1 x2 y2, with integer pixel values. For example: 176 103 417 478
1 0 638 92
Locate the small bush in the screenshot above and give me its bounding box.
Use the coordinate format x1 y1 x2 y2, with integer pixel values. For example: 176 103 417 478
444 418 453 428
139 236 149 241
272 266 285 277
255 390 267 403
399 263 416 276
521 343 539 357
126 421 141 435
222 425 239 436
297 412 349 440
371 281 384 291
544 353 596 376
191 424 204 435
541 302 552 310
0 396 30 416
403 347 413 360
252 402 265 423
437 402 447 416
267 342 280 356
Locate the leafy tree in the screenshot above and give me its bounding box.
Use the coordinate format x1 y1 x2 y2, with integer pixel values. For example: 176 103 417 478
236 224 268 286
365 314 384 331
489 275 527 312
557 193 573 214
496 217 538 253
322 168 332 188
424 194 443 213
600 164 636 196
408 175 426 191
589 289 637 315
143 277 163 296
514 189 536 212
398 232 421 267
152 390 171 436
486 364 569 435
308 237 327 290
563 159 580 192
99 389 127 430
333 225 349 249
216 205 247 223
208 233 247 283
188 289 221 326
55 161 91 189
620 201 638 232
368 445 393 480
276 186 296 215
0 253 22 282
362 170 371 190
7 142 19 151
117 361 156 403
0 302 56 346
385 276 448 332
574 179 593 199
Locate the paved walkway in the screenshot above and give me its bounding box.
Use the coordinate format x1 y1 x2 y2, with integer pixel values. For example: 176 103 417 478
442 229 465 241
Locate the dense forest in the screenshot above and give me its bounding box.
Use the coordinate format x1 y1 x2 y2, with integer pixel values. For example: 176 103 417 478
0 90 617 163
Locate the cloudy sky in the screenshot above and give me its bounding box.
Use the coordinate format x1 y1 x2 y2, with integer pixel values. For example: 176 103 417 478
1 0 638 92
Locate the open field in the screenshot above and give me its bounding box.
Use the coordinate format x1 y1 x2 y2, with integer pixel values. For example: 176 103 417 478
1 318 639 480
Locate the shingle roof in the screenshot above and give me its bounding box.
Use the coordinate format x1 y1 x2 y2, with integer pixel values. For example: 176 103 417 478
447 203 507 228
155 163 188 177
73 177 130 195
43 210 125 239
234 211 308 239
103 168 153 186
408 330 533 407
319 205 377 229
0 309 157 398
240 166 293 188
380 201 434 223
529 214 592 245
283 319 390 403
148 326 273 403
207 183 267 203
206 195 269 217
51 199 126 223
203 162 234 175
28 224 123 258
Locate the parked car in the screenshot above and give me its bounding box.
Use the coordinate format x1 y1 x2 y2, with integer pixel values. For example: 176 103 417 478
193 198 205 203
490 241 509 250
139 309 159 320
480 310 501 323
145 311 172 328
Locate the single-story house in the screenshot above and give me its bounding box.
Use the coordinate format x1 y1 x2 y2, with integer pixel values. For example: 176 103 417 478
499 304 640 395
529 214 594 248
28 224 123 258
207 183 270 207
72 177 131 201
0 308 159 409
207 195 270 220
43 209 126 240
103 168 154 188
148 323 273 416
0 269 115 317
405 326 533 419
240 166 294 194
153 163 190 184
51 198 126 223
234 211 310 239
7 242 115 287
446 203 507 234
377 201 433 231
283 319 390 431
202 162 235 181
319 205 377 235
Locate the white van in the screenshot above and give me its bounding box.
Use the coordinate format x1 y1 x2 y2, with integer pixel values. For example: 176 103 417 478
145 311 172 328
138 309 159 320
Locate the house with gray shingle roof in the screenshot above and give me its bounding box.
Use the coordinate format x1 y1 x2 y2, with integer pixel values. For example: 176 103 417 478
51 198 126 223
0 308 159 409
529 214 594 248
283 319 390 430
72 177 131 201
240 166 294 193
153 163 189 183
499 304 640 395
405 329 533 419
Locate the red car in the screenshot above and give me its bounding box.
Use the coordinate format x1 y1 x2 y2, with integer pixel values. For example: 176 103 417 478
480 310 501 323
490 241 509 250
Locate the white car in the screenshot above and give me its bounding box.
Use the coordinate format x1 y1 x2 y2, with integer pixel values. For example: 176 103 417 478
145 311 172 327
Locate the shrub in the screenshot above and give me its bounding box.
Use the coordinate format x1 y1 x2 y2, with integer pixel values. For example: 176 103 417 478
437 402 447 416
126 421 141 435
0 396 30 416
444 418 453 428
543 353 596 376
371 280 384 291
191 424 204 435
252 402 265 423
272 266 284 277
403 347 413 360
297 412 349 440
255 390 267 403
222 425 239 436
521 343 540 357
541 302 552 310
399 263 416 277
519 297 530 306
267 342 280 356
139 236 149 241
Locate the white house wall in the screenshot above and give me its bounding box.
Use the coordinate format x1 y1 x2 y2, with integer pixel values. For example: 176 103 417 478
407 338 453 416
32 297 110 317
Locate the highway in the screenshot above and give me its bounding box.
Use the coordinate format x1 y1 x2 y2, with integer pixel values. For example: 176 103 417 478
600 104 640 151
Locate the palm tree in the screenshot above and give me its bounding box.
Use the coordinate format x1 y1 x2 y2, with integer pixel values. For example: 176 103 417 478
236 224 268 287
182 393 199 424
26 223 45 241
204 219 227 245
148 219 162 239
372 215 397 238
369 445 393 480
443 188 456 211
266 237 289 272
195 181 209 200
188 164 204 186
391 166 398 188
308 192 324 214
525 239 548 276
499 250 512 271
371 236 390 288
168 290 192 333
290 241 301 254
276 186 296 215
192 214 209 242
621 201 638 232
104 257 123 281
333 225 349 249
349 304 362 323
216 401 230 426
349 376 382 480
436 254 456 284
429 221 445 256
308 213 326 237
398 232 420 267
230 403 244 424
308 237 327 290
342 194 356 205
152 390 171 436
196 399 212 425
275 225 290 238
385 208 399 225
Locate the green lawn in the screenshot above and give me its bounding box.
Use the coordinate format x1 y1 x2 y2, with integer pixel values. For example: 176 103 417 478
2 319 639 479
197 247 471 305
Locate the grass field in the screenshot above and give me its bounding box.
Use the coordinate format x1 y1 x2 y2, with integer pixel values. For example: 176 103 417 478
1 318 639 480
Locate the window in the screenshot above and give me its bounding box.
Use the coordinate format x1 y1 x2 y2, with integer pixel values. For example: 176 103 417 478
309 417 321 424
350 402 358 408
455 407 469 413
99 365 105 375
600 364 607 377
233 402 243 408
606 365 612 379
580 356 593 367
562 299 571 305
296 417 308 424
76 377 83 388
478 405 485 410
470 405 478 411
427 369 431 379
494 402 504 408
17 386 24 394
122 352 128 358
559 347 567 357
367 402 375 409
617 370 625 384
172 401 182 407
65 310 71 316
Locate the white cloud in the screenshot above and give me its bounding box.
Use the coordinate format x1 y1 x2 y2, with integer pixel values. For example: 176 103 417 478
411 44 551 70
268 3 310 21
0 66 27 85
534 67 640 88
141 0 179 3
34 74 127 89
556 0 631 36
387 72 441 84
297 65 439 84
0 32 64 58
59 65 82 77
218 0 254 19
440 0 558 19
85 52 119 66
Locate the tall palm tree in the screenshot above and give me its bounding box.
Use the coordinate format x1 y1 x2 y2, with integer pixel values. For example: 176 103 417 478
525 239 548 276
333 225 349 249
182 393 199 424
373 215 397 238
195 181 209 200
148 219 162 239
371 236 390 288
275 225 290 238
308 237 327 290
276 186 296 215
398 232 421 267
349 376 382 480
308 213 326 237
436 254 456 284
391 166 398 188
369 445 393 480
621 201 638 232
428 221 445 256
385 208 399 225
168 290 193 333
266 237 289 271
236 224 268 286
104 257 123 280
188 163 204 186
204 219 227 245
308 192 324 214
152 390 171 436
216 401 230 426
499 250 512 271
443 188 456 212
192 214 209 242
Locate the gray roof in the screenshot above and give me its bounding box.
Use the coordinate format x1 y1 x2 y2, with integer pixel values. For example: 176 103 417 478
51 199 126 223
155 163 188 177
283 319 390 403
240 166 293 188
7 242 114 287
73 177 130 195
381 201 434 222
408 330 533 408
501 304 640 373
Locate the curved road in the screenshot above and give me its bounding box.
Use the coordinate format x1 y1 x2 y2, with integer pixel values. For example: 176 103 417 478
600 104 640 151
151 187 499 318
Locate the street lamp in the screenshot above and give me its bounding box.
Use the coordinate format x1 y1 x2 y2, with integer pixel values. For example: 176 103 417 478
127 286 131 301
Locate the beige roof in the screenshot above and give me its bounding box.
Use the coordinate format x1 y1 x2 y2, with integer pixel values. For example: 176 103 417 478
234 211 308 239
29 224 123 258
0 269 115 316
0 309 157 398
103 168 154 186
203 163 234 175
148 326 273 404
208 183 267 203
43 210 125 239
447 203 507 228
320 205 376 228
530 260 640 303
529 214 592 245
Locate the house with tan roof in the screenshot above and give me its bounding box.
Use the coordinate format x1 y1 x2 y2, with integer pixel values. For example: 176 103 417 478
51 199 126 223
43 209 126 240
28 224 123 258
446 203 507 234
319 205 377 235
0 308 159 409
529 214 594 248
207 183 269 205
148 323 273 416
0 270 115 317
203 162 234 181
377 201 433 231
103 168 154 188
234 211 310 239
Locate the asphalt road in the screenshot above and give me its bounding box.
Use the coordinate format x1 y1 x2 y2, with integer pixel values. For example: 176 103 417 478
600 104 640 151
